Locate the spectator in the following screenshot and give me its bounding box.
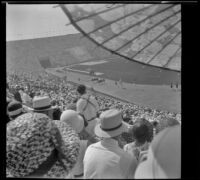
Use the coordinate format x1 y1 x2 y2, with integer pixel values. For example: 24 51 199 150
6 71 181 148
60 110 92 178
52 107 62 120
19 87 32 106
83 109 138 179
13 85 22 103
124 119 152 162
7 100 24 123
157 117 180 133
134 125 181 179
67 103 77 111
6 113 80 178
135 118 154 142
32 96 56 120
76 84 100 137
166 117 180 127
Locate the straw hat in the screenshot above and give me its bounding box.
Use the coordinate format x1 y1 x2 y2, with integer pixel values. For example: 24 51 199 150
6 112 80 178
94 109 129 138
32 96 52 111
134 125 181 179
60 110 84 133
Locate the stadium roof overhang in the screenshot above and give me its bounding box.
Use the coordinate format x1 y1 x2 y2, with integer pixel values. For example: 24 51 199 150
59 3 181 73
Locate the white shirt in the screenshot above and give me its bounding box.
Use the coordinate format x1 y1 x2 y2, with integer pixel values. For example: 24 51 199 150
77 94 99 136
76 94 99 121
83 138 138 179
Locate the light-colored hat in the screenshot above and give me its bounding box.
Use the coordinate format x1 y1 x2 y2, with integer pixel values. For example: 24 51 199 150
32 96 52 111
60 110 84 133
6 113 80 178
95 109 128 138
134 125 181 179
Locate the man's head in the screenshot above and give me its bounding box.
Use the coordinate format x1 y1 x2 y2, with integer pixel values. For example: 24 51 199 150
132 119 152 144
94 109 129 139
32 96 54 119
77 84 86 95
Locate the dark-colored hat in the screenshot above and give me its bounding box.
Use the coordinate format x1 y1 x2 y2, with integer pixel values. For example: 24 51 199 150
6 113 80 178
7 101 23 118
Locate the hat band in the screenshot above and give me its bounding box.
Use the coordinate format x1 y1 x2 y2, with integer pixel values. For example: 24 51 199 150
101 123 122 131
34 105 51 111
8 108 22 116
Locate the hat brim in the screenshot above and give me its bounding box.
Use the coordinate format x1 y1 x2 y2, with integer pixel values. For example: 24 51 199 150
94 121 128 138
33 106 57 112
33 107 52 112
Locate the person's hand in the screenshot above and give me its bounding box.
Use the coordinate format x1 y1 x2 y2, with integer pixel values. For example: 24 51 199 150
139 150 148 163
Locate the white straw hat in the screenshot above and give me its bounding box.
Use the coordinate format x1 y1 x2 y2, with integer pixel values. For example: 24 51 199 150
33 96 52 111
95 109 128 138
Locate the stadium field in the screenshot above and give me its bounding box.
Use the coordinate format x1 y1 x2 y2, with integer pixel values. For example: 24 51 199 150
66 58 181 85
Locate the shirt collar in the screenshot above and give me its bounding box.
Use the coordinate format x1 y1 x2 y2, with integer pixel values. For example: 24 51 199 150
101 138 119 147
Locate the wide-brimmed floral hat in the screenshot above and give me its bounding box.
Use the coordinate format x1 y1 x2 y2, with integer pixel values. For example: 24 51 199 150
6 112 80 178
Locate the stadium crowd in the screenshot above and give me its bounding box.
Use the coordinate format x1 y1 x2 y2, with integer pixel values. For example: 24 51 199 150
6 71 181 178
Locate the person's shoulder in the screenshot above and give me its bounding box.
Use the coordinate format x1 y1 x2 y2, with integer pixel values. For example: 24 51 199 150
85 141 100 154
120 146 136 160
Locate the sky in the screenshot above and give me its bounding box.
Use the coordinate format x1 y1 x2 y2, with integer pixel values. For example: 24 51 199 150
6 4 79 41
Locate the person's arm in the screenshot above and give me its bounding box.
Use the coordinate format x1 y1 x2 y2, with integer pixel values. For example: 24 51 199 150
123 144 128 152
138 150 148 163
127 156 138 179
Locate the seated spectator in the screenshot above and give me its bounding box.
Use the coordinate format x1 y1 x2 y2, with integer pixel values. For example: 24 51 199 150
67 103 77 111
151 120 160 135
19 87 32 106
166 117 180 127
6 112 80 178
134 125 181 179
83 109 138 179
32 96 57 120
124 118 153 162
61 110 94 178
52 107 62 120
7 101 24 123
157 117 181 133
122 113 131 123
12 85 22 103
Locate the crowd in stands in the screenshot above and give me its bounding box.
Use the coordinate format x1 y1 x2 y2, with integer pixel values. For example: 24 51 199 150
6 71 181 178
